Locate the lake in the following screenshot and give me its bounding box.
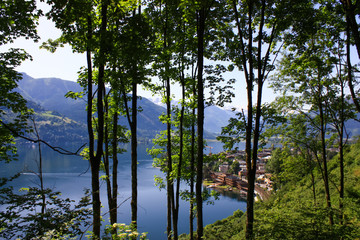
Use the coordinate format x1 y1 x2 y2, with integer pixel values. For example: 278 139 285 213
0 141 246 239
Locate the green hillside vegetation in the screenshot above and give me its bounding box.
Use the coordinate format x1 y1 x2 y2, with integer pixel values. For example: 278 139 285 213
30 111 87 145
180 140 360 240
17 74 222 141
14 101 88 146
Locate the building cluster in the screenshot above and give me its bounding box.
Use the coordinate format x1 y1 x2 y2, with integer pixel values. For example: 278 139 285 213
216 149 273 192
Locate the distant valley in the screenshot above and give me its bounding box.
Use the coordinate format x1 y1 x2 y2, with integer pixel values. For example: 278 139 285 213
17 73 236 145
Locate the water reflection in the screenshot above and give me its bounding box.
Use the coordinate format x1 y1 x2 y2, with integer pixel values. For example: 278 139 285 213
0 142 246 239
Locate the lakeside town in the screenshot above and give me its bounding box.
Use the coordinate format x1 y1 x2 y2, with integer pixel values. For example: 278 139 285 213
205 149 273 201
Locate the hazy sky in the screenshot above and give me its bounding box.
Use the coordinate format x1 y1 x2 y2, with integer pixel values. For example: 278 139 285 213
1 1 277 110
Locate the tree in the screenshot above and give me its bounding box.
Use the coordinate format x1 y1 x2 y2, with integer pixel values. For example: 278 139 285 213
102 87 128 233
266 108 321 204
195 4 206 239
108 2 153 230
44 0 109 237
217 0 314 238
0 0 40 163
269 13 359 223
0 3 42 235
145 1 203 238
0 186 92 239
0 121 92 240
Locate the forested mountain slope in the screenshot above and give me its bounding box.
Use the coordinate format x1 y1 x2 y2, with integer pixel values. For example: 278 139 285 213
180 140 360 240
17 73 233 142
18 73 166 138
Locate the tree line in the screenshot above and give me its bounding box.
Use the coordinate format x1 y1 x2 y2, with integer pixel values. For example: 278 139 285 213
1 0 360 239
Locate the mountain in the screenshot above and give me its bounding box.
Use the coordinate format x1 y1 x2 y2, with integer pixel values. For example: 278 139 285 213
18 73 360 144
18 73 168 139
17 74 235 142
149 97 236 135
19 73 86 123
25 101 88 145
204 106 236 134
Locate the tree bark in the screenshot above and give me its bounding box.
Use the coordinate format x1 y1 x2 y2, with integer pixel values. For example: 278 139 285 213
339 121 344 224
111 112 119 225
341 0 360 59
317 82 333 226
104 94 118 236
196 6 206 240
166 75 175 240
161 2 175 239
88 0 108 237
85 14 101 239
131 80 138 229
346 23 360 112
174 76 185 240
189 82 196 240
245 1 255 238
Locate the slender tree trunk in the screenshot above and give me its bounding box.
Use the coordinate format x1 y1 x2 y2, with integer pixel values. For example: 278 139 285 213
245 1 255 238
91 162 101 239
339 108 345 225
33 121 46 216
104 97 113 223
161 2 175 238
341 0 360 59
89 0 108 237
247 81 263 240
120 83 138 231
232 0 255 236
131 80 138 229
86 14 101 239
346 24 360 112
189 83 196 240
339 126 344 224
196 7 206 240
103 95 118 236
166 74 175 239
31 120 46 235
111 112 119 225
32 120 46 237
306 148 317 205
245 93 254 240
338 65 346 224
317 83 333 226
320 109 333 226
174 78 185 240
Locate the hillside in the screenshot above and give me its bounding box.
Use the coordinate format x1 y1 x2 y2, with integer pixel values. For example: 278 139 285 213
17 73 236 142
18 73 167 136
179 140 360 239
22 101 88 146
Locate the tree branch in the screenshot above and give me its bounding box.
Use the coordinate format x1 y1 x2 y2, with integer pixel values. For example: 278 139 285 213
0 120 86 156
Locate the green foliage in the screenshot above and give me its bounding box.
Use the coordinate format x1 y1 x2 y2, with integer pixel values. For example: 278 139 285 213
0 50 33 162
103 222 148 240
203 209 244 240
25 109 88 145
0 0 40 45
254 201 355 240
0 0 40 163
205 152 228 172
229 160 240 175
254 140 360 239
0 187 92 239
179 209 245 240
218 103 285 151
189 140 360 239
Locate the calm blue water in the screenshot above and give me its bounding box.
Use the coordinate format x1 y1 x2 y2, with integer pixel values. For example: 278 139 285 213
0 141 246 239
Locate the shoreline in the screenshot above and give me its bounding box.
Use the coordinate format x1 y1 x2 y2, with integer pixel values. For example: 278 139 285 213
204 176 271 201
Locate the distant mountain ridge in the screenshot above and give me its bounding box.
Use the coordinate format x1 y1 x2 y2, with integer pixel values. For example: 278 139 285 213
17 73 235 142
